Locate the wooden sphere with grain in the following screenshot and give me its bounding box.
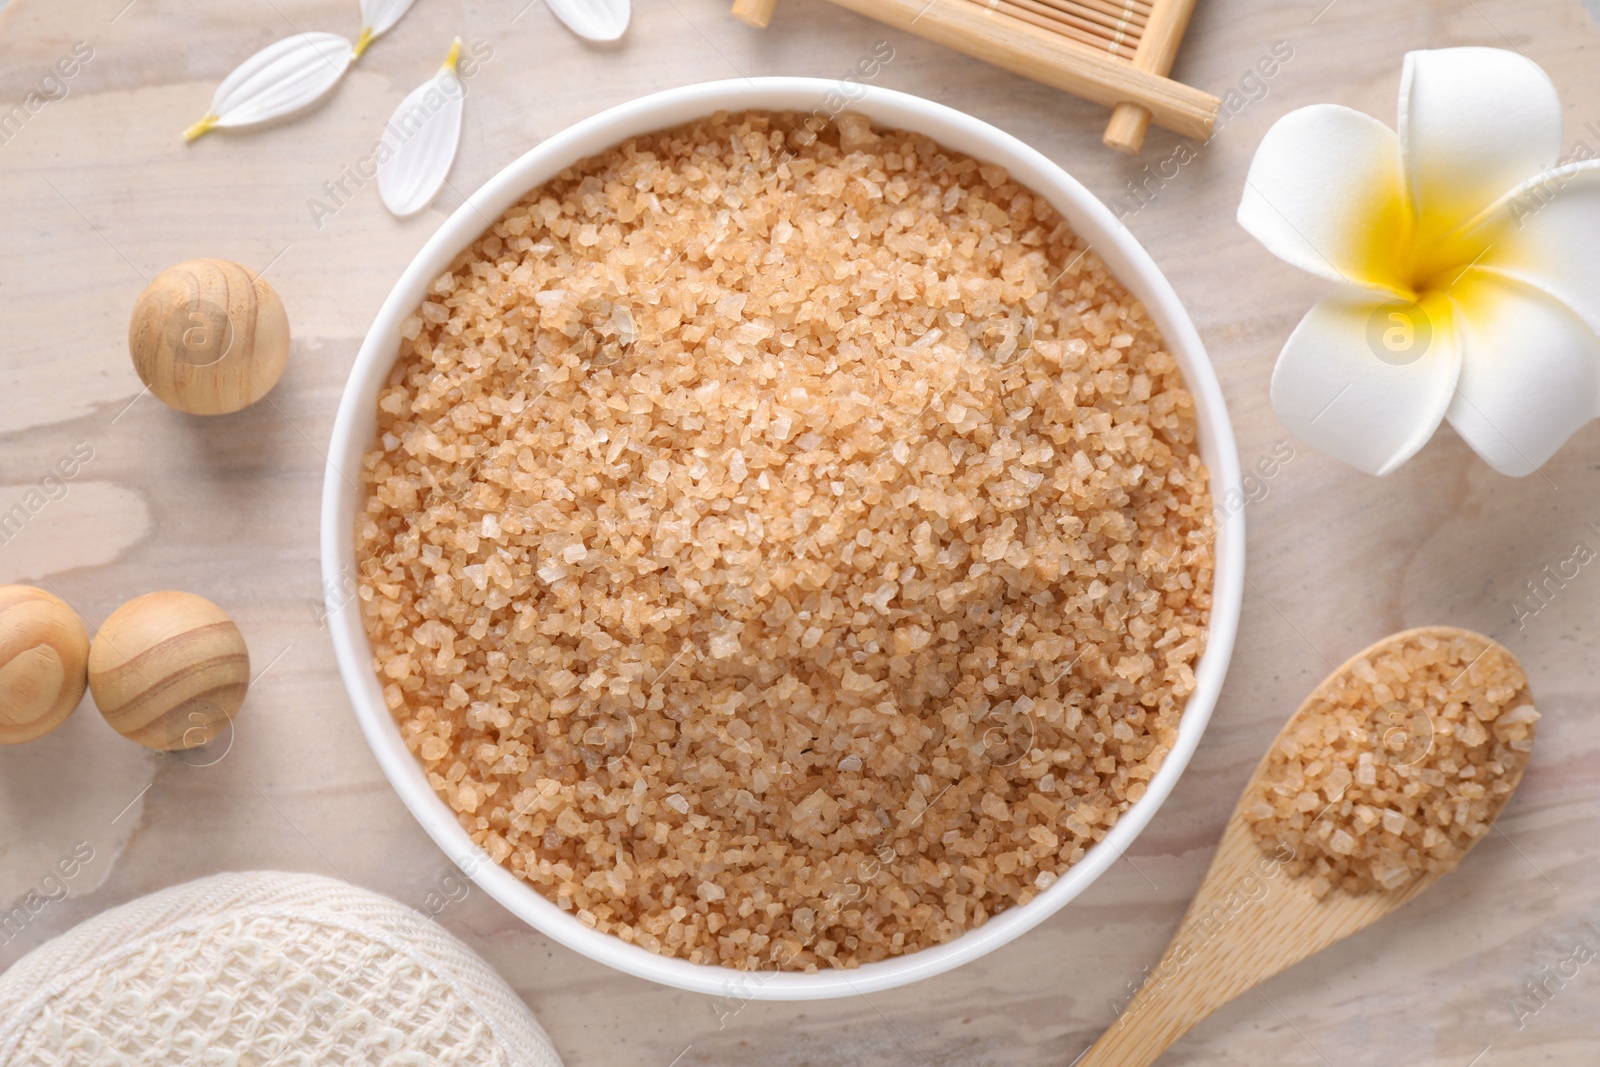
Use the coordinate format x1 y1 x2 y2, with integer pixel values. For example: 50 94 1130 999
89 591 250 751
0 585 90 745
127 259 290 415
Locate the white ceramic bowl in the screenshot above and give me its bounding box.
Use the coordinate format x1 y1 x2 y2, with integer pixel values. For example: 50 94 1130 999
322 77 1244 1000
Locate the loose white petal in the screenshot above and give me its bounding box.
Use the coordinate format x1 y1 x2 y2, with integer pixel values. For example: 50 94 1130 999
1436 161 1600 338
378 39 465 217
186 32 352 141
1270 288 1459 476
545 0 630 41
1238 105 1410 296
1399 48 1562 250
356 0 420 56
1444 274 1600 477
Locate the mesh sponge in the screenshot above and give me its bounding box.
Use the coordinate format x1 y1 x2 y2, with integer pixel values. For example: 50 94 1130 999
0 871 564 1067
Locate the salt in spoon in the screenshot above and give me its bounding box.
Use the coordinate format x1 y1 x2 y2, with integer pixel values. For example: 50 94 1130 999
1078 625 1538 1066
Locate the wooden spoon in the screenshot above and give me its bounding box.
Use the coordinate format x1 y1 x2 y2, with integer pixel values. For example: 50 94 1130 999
1077 626 1535 1066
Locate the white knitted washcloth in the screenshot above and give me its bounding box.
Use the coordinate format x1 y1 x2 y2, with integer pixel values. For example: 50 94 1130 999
0 871 564 1067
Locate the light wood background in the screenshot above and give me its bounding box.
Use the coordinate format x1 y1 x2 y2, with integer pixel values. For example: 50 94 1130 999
2 1 1598 1063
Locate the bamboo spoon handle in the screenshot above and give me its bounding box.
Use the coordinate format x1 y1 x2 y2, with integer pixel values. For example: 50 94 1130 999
1079 821 1441 1066
1077 822 1292 1066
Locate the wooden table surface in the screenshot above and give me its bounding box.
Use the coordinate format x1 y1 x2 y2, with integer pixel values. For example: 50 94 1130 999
2 1 1597 1063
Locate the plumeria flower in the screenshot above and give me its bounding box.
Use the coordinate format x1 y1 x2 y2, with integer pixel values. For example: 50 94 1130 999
1239 47 1600 476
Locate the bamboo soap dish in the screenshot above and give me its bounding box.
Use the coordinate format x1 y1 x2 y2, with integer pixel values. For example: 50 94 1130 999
730 0 1219 153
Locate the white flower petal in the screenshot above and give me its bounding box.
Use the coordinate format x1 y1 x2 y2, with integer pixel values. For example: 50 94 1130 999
1444 274 1600 477
187 32 352 140
545 0 630 41
361 0 419 36
1270 289 1459 475
1399 48 1562 248
377 41 466 218
356 0 419 55
1434 161 1600 339
1238 105 1409 295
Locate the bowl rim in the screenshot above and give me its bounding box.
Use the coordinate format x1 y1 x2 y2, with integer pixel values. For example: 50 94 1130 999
321 75 1245 1001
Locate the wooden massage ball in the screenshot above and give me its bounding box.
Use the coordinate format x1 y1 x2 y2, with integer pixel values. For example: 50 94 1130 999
0 585 90 744
127 259 289 415
88 592 250 751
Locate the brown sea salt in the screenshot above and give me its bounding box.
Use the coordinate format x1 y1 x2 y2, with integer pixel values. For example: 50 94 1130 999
1245 631 1536 898
355 110 1215 970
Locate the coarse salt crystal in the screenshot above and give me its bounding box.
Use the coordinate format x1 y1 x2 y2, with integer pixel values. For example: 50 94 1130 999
357 110 1219 971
